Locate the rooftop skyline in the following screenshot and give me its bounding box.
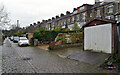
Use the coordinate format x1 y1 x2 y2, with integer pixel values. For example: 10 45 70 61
0 0 103 29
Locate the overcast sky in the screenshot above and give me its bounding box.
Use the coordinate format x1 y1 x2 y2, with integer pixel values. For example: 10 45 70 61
0 0 103 28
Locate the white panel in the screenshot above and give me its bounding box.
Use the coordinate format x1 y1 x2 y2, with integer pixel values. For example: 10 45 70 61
84 23 112 53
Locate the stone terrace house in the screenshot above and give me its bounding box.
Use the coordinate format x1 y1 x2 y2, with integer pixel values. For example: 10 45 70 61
72 4 93 28
87 1 120 23
26 0 120 31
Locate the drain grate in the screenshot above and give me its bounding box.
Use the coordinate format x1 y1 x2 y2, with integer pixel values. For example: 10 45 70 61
23 57 31 61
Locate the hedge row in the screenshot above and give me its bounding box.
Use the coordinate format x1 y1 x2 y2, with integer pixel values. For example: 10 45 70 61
33 30 80 41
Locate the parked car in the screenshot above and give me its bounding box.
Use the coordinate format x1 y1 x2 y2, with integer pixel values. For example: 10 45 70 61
18 37 30 46
13 36 19 43
10 36 14 41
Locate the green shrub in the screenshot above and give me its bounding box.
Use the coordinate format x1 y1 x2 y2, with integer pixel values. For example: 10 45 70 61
33 27 82 42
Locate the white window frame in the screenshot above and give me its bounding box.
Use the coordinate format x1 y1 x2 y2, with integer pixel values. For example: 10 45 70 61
64 20 66 25
77 15 79 21
82 13 86 20
97 9 100 16
108 7 113 13
90 13 92 17
72 17 74 22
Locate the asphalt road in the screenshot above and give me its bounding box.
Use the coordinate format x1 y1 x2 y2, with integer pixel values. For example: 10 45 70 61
2 38 117 73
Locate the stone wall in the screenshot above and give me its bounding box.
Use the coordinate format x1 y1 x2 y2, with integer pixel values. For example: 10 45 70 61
26 33 33 41
51 43 82 50
50 32 83 50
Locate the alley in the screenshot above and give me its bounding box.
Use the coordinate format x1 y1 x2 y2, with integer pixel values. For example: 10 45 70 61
2 38 117 73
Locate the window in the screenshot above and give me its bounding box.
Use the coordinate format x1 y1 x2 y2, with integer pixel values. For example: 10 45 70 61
108 7 113 13
72 17 74 22
64 20 66 25
115 15 118 21
97 9 100 15
80 6 84 10
90 13 92 17
119 3 120 11
82 13 86 20
68 18 71 23
77 15 79 21
73 10 77 15
105 16 110 19
119 15 120 22
61 22 62 25
110 15 114 19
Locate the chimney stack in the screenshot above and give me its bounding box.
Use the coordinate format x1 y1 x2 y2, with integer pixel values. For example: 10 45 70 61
30 24 32 26
48 19 51 21
66 11 70 15
37 21 40 24
42 20 45 23
56 15 59 19
73 8 77 11
45 20 48 22
95 0 100 4
60 13 64 17
52 17 55 20
33 23 36 25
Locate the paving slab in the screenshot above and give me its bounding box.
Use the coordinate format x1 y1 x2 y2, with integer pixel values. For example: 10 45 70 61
0 46 2 74
68 50 111 65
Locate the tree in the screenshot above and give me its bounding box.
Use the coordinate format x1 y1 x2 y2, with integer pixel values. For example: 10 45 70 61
53 25 62 31
72 22 80 31
0 5 10 30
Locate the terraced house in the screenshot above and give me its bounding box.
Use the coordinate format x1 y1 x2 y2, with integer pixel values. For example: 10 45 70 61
31 0 120 31
87 1 120 21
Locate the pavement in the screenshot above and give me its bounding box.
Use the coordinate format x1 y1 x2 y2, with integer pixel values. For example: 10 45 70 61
53 47 111 65
0 46 2 75
2 38 117 73
0 30 2 74
68 50 111 65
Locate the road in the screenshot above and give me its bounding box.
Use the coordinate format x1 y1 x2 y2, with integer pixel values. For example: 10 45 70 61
2 38 117 73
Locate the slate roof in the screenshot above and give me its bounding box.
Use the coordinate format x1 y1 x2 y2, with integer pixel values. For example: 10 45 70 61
91 1 113 9
46 13 72 24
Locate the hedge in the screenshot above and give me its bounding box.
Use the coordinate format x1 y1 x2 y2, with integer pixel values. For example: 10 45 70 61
33 30 80 41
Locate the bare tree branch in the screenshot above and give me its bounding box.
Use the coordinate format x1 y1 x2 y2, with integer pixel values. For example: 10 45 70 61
0 5 11 30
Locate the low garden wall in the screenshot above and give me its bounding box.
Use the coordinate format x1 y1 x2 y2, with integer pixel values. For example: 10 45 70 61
50 43 82 50
50 32 83 50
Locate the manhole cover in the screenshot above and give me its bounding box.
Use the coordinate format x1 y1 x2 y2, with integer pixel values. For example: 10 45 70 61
23 57 31 61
